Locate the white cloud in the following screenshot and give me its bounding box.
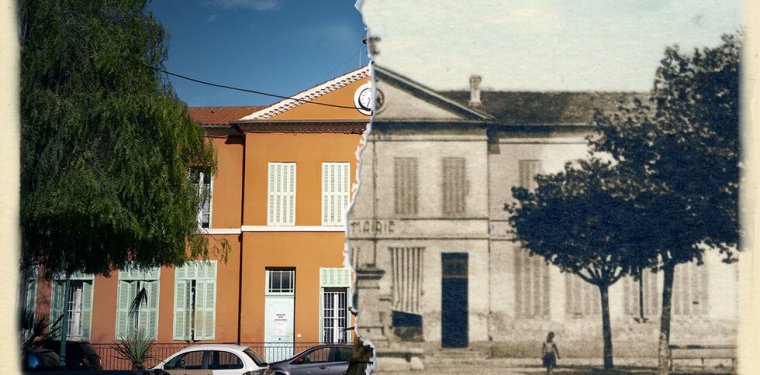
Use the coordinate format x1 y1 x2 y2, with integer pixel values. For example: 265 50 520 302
207 14 219 23
207 0 281 11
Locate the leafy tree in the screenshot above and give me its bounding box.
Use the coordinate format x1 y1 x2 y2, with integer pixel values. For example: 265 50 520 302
507 158 653 370
591 34 740 375
19 0 220 279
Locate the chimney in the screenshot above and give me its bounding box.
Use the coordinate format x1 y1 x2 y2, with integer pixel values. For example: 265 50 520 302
468 75 482 107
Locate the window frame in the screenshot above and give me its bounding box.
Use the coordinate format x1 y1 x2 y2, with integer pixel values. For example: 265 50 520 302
173 261 218 341
51 272 95 341
116 267 161 339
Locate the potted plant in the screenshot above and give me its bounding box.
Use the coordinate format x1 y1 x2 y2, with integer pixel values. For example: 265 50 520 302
112 329 155 371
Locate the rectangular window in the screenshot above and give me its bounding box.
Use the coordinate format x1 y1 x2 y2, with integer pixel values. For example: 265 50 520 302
565 273 600 317
514 250 550 318
623 271 660 318
322 162 351 226
174 261 217 340
518 160 543 191
442 157 466 217
673 262 708 316
51 273 94 341
266 269 296 295
116 267 160 339
191 170 213 229
320 267 351 344
389 247 424 314
19 267 39 337
268 163 296 226
394 158 418 215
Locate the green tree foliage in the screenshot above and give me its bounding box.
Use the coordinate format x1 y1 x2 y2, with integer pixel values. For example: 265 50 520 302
591 34 740 375
20 0 219 278
507 158 652 369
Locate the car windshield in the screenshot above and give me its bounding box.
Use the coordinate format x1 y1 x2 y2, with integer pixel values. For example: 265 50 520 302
243 348 266 366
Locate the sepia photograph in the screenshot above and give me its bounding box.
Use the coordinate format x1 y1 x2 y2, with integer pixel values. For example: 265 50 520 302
2 0 757 375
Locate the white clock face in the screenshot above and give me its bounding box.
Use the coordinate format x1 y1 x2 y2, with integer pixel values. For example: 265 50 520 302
354 83 373 115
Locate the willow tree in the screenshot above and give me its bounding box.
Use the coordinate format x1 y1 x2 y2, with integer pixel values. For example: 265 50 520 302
591 34 740 375
20 0 219 278
507 159 653 370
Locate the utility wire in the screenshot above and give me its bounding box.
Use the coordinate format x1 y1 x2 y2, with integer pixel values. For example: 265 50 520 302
140 62 360 110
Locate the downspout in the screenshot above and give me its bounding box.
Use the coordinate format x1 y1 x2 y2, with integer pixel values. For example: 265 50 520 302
234 123 246 345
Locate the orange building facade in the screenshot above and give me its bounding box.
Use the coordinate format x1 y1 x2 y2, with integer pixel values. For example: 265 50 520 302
21 67 371 364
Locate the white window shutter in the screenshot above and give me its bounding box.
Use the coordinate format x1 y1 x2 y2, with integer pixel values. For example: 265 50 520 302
147 280 159 338
268 163 296 226
80 280 93 340
116 281 131 339
322 163 350 226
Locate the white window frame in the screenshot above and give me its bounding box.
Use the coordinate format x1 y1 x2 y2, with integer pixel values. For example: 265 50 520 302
321 162 351 227
51 272 95 341
267 162 296 226
192 170 213 229
319 268 352 343
116 267 160 339
265 269 296 296
173 261 217 341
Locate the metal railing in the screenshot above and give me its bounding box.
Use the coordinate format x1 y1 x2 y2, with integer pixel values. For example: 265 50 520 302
91 342 323 370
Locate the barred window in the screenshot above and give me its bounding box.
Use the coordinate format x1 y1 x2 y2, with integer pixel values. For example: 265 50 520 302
394 158 418 215
442 157 466 217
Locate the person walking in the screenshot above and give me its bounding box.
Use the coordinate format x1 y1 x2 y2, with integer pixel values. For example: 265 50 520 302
542 331 560 375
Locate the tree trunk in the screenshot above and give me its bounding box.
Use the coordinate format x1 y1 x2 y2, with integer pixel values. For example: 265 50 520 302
599 284 614 369
657 262 676 375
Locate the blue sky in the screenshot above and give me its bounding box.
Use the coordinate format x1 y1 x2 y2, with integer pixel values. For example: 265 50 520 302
148 0 367 107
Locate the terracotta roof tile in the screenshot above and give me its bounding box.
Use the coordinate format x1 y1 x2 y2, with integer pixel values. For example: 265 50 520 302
188 106 267 126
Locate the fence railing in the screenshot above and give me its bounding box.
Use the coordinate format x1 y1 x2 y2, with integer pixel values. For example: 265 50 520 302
91 342 324 370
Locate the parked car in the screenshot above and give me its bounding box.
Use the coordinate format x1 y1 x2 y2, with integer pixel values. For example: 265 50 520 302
151 344 268 375
38 340 102 370
267 344 353 375
23 347 61 371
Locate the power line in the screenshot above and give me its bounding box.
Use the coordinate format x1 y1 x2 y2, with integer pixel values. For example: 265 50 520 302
140 62 360 110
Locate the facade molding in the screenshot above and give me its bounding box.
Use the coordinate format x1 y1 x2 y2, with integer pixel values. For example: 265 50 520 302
241 225 346 232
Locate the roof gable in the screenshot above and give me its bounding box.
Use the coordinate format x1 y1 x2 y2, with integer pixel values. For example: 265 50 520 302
240 67 371 121
373 66 492 122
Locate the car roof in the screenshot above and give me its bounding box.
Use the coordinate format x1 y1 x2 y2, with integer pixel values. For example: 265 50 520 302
175 344 249 351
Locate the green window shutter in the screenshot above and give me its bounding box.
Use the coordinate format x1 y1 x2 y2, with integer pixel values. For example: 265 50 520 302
173 280 189 340
147 280 159 339
50 280 65 339
194 280 216 340
116 280 133 339
80 280 93 340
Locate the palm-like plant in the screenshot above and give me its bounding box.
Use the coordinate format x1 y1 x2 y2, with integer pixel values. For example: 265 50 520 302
112 329 155 370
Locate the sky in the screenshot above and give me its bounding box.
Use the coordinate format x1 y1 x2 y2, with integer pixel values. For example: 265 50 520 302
361 0 743 92
147 0 367 107
149 0 743 106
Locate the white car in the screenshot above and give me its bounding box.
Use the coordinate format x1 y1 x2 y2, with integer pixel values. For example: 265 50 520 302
151 344 269 375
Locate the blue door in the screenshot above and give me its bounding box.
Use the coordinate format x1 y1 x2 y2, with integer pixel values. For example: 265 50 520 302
441 253 468 348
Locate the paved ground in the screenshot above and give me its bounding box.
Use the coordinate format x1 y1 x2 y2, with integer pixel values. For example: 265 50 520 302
372 359 736 375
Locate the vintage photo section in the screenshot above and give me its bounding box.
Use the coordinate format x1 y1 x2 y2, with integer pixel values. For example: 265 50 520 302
350 1 758 373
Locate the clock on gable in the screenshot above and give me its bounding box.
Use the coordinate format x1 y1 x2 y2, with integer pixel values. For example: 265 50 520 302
354 83 373 115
